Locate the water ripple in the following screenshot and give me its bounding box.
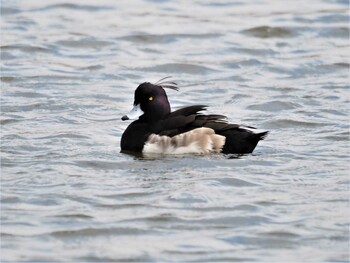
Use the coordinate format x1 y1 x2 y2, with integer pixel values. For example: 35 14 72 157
242 26 296 38
142 63 217 74
1 0 349 262
33 3 114 12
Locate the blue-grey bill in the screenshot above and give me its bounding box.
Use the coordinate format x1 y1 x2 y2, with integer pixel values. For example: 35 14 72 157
121 104 144 121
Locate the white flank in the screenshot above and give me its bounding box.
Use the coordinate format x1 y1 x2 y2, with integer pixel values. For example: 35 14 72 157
143 127 226 155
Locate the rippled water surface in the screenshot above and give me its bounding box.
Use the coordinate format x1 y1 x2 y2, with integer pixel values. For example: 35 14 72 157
1 0 349 262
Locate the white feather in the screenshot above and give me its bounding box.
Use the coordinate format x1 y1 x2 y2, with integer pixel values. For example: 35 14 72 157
143 127 225 155
240 126 267 134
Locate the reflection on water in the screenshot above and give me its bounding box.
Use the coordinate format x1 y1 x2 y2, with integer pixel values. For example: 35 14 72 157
1 0 349 262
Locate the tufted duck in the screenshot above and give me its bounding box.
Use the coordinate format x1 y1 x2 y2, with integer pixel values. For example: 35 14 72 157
121 78 268 155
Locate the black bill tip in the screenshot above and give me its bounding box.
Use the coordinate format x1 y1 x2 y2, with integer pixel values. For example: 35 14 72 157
121 115 129 121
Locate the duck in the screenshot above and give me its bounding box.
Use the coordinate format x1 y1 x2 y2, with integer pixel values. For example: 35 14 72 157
121 77 268 155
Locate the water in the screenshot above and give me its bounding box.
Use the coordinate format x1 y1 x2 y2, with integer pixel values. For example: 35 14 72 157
1 0 349 261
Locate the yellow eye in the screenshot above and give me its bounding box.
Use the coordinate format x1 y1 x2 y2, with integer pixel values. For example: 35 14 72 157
149 96 153 101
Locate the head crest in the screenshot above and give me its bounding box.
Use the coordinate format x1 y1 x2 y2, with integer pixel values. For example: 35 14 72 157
154 76 179 91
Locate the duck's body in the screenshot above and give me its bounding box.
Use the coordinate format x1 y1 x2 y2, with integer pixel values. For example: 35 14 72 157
121 81 268 155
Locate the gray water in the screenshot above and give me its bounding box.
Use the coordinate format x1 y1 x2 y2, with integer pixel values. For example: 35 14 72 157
1 0 349 262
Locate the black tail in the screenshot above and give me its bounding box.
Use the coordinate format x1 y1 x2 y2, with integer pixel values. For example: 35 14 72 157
220 129 269 154
255 131 269 141
248 131 269 146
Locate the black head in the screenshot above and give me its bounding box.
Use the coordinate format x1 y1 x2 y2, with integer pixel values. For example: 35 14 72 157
122 82 171 123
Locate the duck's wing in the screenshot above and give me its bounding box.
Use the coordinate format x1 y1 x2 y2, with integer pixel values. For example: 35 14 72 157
168 105 207 117
150 105 239 137
149 105 203 136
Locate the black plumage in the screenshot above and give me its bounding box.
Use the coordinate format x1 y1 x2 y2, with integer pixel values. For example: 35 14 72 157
121 81 268 154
